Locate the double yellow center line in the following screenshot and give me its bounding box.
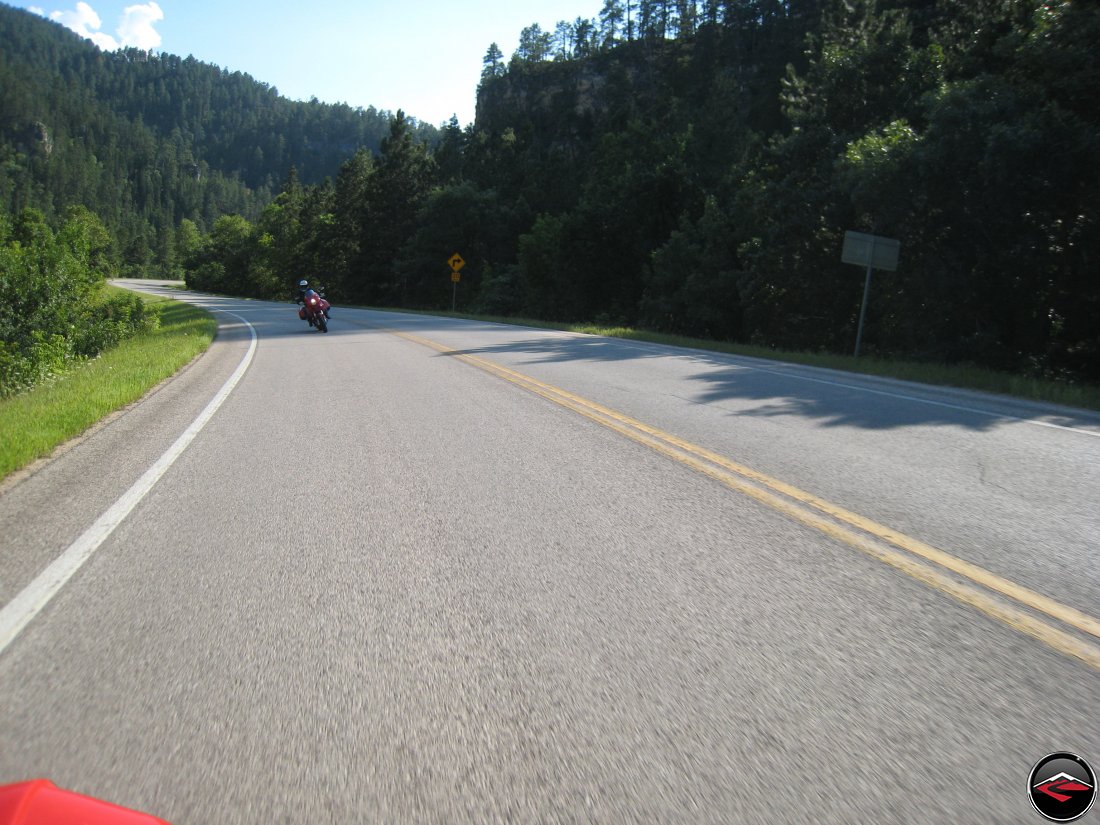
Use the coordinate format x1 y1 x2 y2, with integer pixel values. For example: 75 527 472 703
391 328 1100 671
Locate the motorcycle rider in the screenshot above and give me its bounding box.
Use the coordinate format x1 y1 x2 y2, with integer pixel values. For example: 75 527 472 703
294 279 330 320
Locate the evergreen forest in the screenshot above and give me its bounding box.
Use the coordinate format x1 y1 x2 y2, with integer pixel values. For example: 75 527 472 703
2 0 1098 389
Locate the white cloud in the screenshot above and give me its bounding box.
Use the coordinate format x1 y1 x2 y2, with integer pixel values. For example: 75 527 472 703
45 2 164 52
117 2 163 50
50 2 119 49
28 6 47 14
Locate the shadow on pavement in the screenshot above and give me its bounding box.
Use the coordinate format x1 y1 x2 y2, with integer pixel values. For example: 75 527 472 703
417 329 1100 435
126 285 1100 435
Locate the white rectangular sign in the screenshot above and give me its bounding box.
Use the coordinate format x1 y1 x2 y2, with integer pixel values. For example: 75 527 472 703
842 231 900 272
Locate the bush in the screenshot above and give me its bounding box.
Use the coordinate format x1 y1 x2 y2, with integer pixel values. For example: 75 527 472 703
72 288 158 358
0 208 155 398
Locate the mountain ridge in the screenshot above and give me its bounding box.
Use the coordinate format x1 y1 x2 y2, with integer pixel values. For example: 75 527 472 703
0 2 437 273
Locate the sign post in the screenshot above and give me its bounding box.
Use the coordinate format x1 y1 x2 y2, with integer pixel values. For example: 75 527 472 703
841 231 900 357
447 253 465 312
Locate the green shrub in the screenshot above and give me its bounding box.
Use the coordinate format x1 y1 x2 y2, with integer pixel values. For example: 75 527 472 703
0 208 155 398
72 289 158 357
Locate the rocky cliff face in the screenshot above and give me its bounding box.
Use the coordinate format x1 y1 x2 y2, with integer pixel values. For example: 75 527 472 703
477 62 613 127
472 39 714 139
16 121 54 157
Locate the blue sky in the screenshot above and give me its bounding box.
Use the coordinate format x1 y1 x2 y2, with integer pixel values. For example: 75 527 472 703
10 0 601 127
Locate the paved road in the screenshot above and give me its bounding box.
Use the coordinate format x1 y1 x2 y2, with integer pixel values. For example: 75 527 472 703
2 283 1098 823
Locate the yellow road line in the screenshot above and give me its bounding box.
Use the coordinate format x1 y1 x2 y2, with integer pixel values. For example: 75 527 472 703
389 328 1100 670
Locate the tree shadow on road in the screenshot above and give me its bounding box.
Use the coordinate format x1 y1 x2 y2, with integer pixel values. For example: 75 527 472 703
430 331 1100 435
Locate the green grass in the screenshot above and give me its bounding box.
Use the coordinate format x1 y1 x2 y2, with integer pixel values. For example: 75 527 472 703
368 306 1100 412
0 291 216 481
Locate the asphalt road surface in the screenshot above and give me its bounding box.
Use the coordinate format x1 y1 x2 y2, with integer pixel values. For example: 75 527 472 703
2 282 1098 824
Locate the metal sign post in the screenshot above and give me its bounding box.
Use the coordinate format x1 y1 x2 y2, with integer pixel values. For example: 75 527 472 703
447 253 465 312
841 231 900 357
854 237 875 360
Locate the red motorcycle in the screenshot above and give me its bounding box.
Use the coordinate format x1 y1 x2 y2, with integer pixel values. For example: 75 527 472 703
297 288 331 333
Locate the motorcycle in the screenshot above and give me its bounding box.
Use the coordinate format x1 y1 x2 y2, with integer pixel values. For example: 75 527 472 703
297 288 331 333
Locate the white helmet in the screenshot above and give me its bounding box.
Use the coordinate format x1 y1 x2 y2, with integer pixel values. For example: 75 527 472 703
298 279 308 288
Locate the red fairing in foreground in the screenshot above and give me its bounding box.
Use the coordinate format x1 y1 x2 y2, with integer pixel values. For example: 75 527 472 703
0 780 170 825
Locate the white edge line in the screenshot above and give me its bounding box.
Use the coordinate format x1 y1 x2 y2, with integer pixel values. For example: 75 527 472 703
347 312 1100 440
0 311 257 656
559 334 1100 438
748 366 1100 438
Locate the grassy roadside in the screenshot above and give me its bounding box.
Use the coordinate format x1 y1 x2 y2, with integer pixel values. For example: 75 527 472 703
0 289 216 481
371 306 1100 412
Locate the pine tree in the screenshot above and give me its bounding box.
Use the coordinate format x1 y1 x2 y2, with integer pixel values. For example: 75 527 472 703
481 42 505 79
354 112 436 304
516 25 553 62
599 0 626 48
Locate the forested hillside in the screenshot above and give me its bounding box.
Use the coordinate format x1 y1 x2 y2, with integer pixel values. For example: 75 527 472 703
192 0 1097 381
4 0 1098 383
0 3 436 277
